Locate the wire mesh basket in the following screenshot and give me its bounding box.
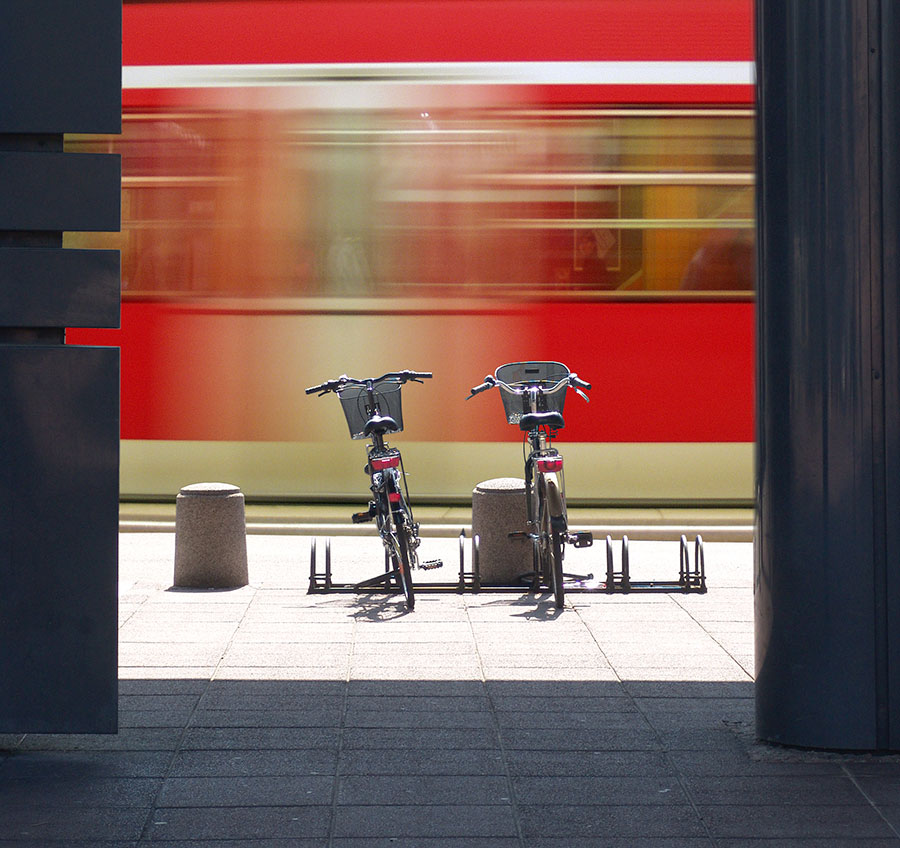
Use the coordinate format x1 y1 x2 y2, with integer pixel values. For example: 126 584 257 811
338 381 404 440
495 361 570 425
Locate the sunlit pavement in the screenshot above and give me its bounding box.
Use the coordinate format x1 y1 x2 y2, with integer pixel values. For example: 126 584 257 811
2 529 899 845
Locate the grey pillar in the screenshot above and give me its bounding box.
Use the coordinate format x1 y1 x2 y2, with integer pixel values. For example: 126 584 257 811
0 1 121 733
756 0 900 750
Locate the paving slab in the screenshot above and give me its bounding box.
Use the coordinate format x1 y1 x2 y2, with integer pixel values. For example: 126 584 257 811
331 803 519 838
146 805 331 840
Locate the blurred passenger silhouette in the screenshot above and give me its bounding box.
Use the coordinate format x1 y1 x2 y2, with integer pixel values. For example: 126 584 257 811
679 229 754 291
325 233 373 295
572 229 615 290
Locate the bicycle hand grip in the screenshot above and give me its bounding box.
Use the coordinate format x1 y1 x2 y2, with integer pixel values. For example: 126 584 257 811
305 384 325 395
467 378 494 398
571 374 592 391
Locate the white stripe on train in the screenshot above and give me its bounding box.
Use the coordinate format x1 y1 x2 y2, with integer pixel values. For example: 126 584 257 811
123 61 755 89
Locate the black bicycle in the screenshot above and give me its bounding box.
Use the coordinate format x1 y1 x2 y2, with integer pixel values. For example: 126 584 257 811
306 370 439 610
468 361 593 608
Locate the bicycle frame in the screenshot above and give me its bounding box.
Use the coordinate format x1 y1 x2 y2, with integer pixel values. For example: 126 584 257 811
306 370 437 609
364 421 420 575
467 362 592 608
520 387 567 535
357 378 416 535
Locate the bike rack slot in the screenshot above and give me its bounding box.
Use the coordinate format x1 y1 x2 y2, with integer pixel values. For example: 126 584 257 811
457 530 481 592
603 534 631 592
679 534 707 592
308 537 334 592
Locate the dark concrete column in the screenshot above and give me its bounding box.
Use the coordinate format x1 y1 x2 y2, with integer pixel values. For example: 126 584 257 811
755 0 900 750
0 1 121 733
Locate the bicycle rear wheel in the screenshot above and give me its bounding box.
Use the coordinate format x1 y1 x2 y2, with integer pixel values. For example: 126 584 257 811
393 517 415 610
386 478 416 611
549 525 565 609
375 487 414 610
540 474 567 609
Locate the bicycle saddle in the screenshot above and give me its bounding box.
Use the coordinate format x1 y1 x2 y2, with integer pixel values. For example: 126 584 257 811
519 411 565 431
364 414 400 437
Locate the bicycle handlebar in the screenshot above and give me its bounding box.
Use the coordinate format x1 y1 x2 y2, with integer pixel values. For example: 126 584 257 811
467 371 590 400
306 370 433 396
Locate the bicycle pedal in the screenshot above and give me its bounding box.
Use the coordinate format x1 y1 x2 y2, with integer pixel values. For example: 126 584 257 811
351 507 375 524
419 559 444 570
507 530 529 539
569 531 593 548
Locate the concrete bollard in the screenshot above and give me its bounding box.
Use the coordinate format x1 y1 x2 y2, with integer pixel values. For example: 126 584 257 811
173 482 249 589
471 477 532 585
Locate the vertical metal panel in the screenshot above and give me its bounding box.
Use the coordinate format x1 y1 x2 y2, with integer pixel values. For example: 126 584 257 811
0 0 121 133
756 0 884 749
0 153 121 232
0 248 120 328
879 3 900 751
0 346 119 733
0 0 121 733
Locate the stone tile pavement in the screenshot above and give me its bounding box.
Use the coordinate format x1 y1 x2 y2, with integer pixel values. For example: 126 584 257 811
1 530 899 846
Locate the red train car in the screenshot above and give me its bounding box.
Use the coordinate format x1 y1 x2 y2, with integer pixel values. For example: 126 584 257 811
69 0 755 503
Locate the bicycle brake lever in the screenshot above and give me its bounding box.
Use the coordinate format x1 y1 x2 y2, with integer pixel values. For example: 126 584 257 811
573 387 590 402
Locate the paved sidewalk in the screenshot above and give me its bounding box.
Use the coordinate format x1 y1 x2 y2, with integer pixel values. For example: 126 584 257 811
1 531 899 846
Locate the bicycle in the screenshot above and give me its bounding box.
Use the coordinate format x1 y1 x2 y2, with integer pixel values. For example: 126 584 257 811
468 361 593 608
305 370 440 610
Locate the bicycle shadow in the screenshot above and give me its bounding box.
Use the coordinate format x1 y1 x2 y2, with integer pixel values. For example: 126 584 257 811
348 596 415 622
509 600 566 621
472 593 566 621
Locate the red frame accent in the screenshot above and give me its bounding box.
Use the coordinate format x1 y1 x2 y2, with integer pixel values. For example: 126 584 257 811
371 455 401 471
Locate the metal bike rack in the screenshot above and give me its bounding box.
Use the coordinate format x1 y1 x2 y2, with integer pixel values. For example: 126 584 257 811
308 530 482 596
308 530 706 597
564 533 706 593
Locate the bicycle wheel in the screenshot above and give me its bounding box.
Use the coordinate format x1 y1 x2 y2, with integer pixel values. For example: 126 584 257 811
393 514 416 610
549 524 565 609
387 479 416 610
526 470 542 591
540 474 567 609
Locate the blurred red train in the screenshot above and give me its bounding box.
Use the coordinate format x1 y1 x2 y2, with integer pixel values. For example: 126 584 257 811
68 0 756 503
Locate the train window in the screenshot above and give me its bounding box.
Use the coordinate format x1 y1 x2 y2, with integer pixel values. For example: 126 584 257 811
66 106 754 301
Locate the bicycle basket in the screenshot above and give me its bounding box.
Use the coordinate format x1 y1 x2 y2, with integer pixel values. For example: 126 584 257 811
337 381 404 440
495 361 570 425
